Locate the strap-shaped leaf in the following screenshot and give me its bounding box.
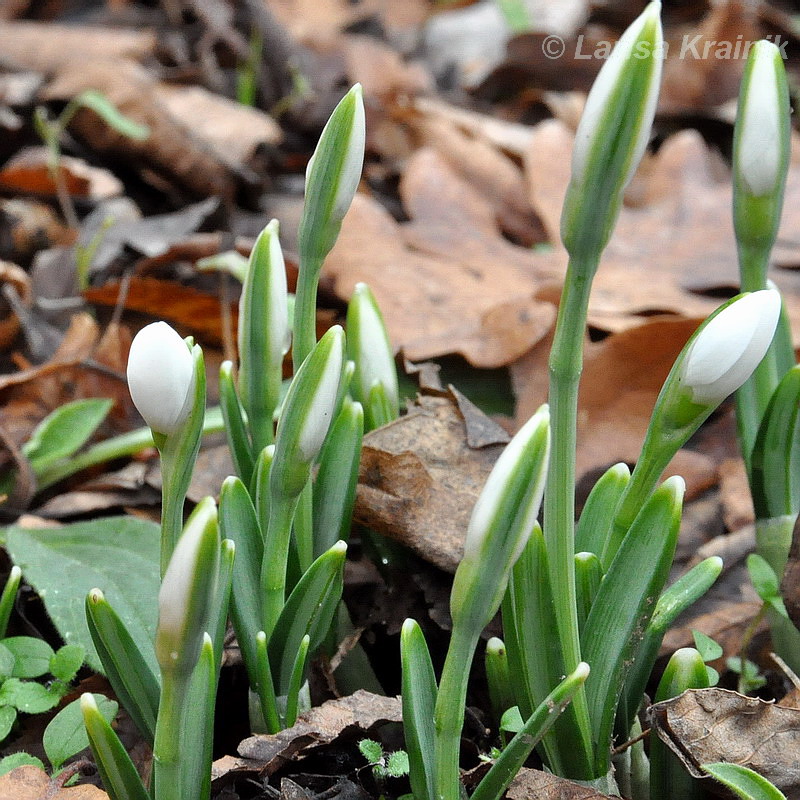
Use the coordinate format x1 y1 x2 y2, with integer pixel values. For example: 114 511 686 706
751 365 800 519
81 693 151 800
283 635 310 728
702 763 786 800
255 631 281 733
574 463 630 562
219 362 255 486
471 663 589 800
581 477 683 772
85 590 159 745
400 619 438 800
219 477 262 681
268 542 346 694
575 552 602 636
616 556 722 740
313 397 363 556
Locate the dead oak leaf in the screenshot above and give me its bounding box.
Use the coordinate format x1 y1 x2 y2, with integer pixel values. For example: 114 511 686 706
325 149 557 368
524 121 800 337
0 765 108 800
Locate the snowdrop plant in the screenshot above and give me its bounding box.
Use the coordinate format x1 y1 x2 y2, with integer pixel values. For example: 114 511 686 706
731 41 800 672
127 321 206 575
81 497 234 800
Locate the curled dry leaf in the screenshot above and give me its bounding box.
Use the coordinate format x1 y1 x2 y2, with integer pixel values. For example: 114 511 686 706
0 765 108 800
649 688 800 795
0 22 155 73
354 393 508 573
42 60 238 200
228 690 402 776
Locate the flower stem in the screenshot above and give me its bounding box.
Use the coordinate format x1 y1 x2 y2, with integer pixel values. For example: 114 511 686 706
544 253 597 773
433 623 481 800
153 671 190 800
261 494 299 638
292 256 324 372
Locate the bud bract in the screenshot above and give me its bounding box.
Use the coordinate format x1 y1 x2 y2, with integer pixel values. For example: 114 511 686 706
298 84 365 265
681 289 781 405
271 325 346 498
127 321 195 436
451 405 550 632
561 2 663 258
346 282 399 429
155 496 220 676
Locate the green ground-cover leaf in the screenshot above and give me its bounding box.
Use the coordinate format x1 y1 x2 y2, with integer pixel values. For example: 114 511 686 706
6 517 160 673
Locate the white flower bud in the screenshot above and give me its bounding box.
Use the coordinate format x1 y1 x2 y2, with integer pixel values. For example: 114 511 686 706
681 289 781 405
127 321 194 435
347 283 399 423
736 41 785 197
155 497 219 676
571 2 662 189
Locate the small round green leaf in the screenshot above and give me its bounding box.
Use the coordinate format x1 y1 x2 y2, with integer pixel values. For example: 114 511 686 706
0 752 44 775
0 706 16 742
49 644 85 683
3 637 54 678
0 679 61 713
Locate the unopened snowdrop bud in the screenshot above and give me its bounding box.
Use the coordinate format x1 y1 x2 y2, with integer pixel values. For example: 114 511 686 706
127 321 195 436
733 40 790 280
451 405 550 633
271 326 346 498
681 289 781 406
238 220 291 450
561 2 663 259
155 496 220 677
298 84 365 266
346 283 399 429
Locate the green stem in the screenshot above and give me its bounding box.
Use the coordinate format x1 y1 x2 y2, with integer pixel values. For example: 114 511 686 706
292 256 324 372
35 407 225 491
153 671 190 800
433 624 481 800
261 494 300 638
158 446 184 577
293 481 314 576
544 254 597 771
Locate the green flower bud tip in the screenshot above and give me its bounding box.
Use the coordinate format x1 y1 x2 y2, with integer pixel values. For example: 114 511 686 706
80 691 99 715
305 84 365 226
571 2 662 190
293 326 346 462
127 321 195 435
155 496 220 674
736 41 788 198
680 289 781 405
463 404 550 563
239 220 291 367
347 282 399 414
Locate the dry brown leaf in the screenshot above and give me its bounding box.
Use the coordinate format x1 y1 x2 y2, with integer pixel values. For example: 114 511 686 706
718 457 754 532
649 688 800 794
354 393 508 573
0 22 155 73
0 766 108 800
511 316 715 491
0 198 70 264
153 84 281 170
524 122 800 337
42 60 238 200
508 767 616 800
0 147 123 200
325 149 557 367
234 690 402 773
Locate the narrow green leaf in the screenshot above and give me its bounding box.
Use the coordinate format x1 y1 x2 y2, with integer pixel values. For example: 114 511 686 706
220 477 263 685
283 634 310 728
582 477 683 772
44 693 117 771
400 619 438 800
81 693 151 800
484 637 515 727
219 361 255 486
751 365 800 519
0 567 21 640
255 631 281 734
575 552 602 636
702 763 786 800
74 90 150 140
22 399 113 475
747 553 781 601
471 663 590 800
575 462 630 560
268 542 346 694
312 397 363 555
85 589 160 744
